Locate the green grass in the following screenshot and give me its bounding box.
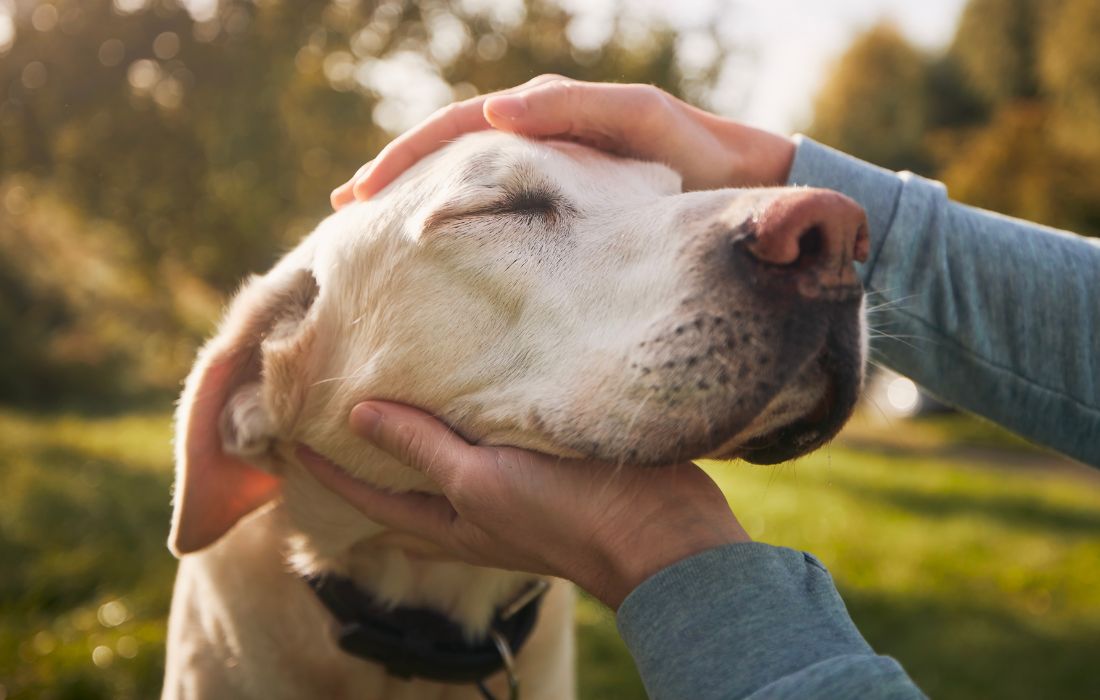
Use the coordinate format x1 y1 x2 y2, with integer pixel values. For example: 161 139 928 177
2 408 1099 699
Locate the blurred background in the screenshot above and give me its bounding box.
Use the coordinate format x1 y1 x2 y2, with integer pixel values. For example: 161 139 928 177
1 0 1098 697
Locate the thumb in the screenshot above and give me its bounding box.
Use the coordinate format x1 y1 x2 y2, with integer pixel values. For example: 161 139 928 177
349 401 484 489
296 445 459 542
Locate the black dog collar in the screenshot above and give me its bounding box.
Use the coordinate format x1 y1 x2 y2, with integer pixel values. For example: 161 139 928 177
304 574 546 694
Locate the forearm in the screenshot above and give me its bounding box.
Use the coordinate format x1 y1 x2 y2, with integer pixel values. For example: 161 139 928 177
787 137 1100 466
617 543 925 699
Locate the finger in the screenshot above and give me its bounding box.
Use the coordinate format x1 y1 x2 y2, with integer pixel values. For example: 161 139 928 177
352 101 490 200
348 401 487 489
351 75 566 200
484 81 666 144
330 180 355 210
330 162 371 210
296 445 459 541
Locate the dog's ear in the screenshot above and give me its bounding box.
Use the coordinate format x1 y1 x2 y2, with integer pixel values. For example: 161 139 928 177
169 268 320 556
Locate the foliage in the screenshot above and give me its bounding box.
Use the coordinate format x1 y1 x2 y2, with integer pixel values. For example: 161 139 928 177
0 0 730 407
809 25 935 173
808 0 1100 239
2 408 1099 699
948 0 1057 105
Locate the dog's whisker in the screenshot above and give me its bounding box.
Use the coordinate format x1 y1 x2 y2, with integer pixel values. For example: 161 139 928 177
863 395 897 427
866 334 928 343
868 334 928 353
863 293 922 314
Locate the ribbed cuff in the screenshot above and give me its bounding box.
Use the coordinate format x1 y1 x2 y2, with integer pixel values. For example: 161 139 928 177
616 542 874 700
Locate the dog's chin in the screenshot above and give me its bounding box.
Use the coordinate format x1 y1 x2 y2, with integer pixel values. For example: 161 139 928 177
736 394 850 464
594 347 862 467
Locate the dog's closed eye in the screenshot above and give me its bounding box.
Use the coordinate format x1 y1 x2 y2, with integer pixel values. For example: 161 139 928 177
494 187 567 219
425 185 573 231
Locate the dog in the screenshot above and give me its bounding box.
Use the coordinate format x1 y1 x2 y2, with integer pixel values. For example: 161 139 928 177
162 131 869 699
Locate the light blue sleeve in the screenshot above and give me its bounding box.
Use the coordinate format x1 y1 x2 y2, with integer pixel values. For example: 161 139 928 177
616 543 925 699
787 136 1100 467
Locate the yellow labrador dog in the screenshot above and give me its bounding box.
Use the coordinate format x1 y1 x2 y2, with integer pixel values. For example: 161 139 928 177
163 132 868 699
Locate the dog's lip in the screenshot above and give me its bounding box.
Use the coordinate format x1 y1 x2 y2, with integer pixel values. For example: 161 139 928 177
738 394 832 461
737 360 854 465
702 390 831 463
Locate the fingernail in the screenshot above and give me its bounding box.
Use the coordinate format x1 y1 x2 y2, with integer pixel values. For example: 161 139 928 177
486 95 527 119
350 403 383 439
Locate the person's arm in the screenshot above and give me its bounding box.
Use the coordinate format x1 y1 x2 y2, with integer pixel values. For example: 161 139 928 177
787 138 1100 467
617 544 924 700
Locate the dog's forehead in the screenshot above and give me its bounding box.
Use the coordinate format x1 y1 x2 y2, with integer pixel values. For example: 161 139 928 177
434 132 682 194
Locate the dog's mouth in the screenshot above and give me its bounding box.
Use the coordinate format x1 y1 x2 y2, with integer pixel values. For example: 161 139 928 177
729 341 861 464
737 379 843 464
678 309 863 466
530 298 865 467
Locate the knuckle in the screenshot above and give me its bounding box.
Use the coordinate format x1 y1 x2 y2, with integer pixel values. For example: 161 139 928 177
632 84 670 110
548 80 585 118
530 73 566 86
444 453 492 504
444 461 467 493
392 422 422 466
436 101 461 121
555 78 582 95
631 87 676 132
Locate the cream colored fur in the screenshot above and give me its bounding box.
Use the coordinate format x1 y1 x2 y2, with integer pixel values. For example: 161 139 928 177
164 132 865 699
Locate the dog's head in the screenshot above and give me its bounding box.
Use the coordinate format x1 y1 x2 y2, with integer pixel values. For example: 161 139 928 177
169 132 868 556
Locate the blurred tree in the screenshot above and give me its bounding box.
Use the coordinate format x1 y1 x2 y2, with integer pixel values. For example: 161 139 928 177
939 104 1100 234
948 0 1060 106
1039 0 1100 157
808 25 933 173
0 0 733 407
808 0 1100 241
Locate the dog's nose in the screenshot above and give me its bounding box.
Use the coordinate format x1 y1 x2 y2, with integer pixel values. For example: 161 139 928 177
743 190 869 290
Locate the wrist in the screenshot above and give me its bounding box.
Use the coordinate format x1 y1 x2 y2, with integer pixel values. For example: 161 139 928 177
711 118 796 187
591 516 751 609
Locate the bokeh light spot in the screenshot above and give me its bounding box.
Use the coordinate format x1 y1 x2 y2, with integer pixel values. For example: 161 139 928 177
886 376 921 416
153 31 180 60
0 15 13 53
99 38 125 66
476 33 506 62
21 62 47 89
91 645 114 668
31 4 58 32
112 0 146 15
4 185 28 216
32 631 56 656
97 599 129 627
127 59 160 91
116 635 139 659
322 50 355 91
153 76 183 109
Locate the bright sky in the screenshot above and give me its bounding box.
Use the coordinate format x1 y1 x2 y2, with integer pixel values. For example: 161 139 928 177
597 0 970 133
720 0 969 132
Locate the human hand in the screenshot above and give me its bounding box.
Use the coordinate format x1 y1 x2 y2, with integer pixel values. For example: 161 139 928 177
297 401 750 610
330 76 796 209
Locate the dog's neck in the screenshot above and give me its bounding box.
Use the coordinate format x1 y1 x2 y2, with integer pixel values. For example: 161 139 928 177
272 483 537 637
